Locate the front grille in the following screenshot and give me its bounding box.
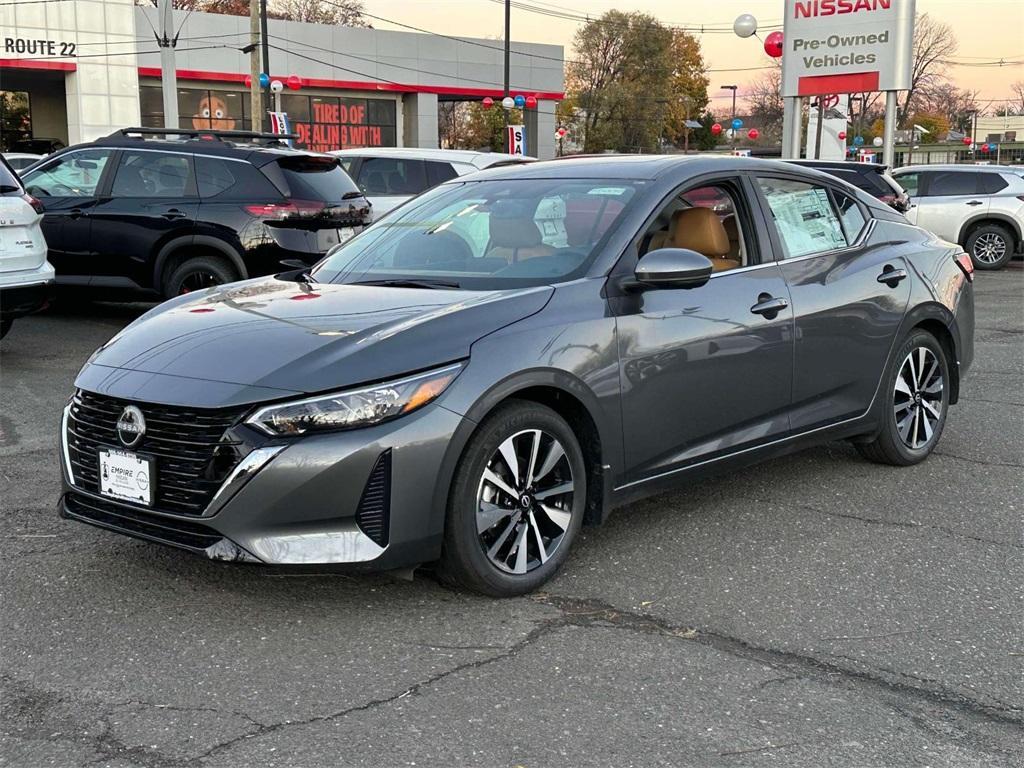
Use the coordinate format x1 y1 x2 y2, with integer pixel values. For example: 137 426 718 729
355 451 391 547
66 390 250 516
63 492 223 552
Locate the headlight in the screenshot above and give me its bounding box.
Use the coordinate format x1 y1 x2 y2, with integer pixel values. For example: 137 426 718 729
246 362 464 436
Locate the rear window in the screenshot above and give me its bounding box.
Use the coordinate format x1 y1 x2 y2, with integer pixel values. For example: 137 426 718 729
356 157 429 195
272 156 360 203
195 156 280 200
426 161 459 186
979 173 1009 194
825 168 887 196
0 157 22 195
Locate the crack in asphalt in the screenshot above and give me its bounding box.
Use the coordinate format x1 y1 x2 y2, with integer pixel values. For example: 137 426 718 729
736 494 1022 550
931 450 1024 470
4 589 1022 767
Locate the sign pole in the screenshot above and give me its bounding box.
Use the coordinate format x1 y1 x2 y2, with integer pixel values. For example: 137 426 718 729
883 90 897 167
157 0 178 130
813 98 825 160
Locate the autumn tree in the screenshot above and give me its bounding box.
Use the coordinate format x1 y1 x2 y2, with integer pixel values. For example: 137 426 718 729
898 13 957 125
170 0 368 25
566 11 706 153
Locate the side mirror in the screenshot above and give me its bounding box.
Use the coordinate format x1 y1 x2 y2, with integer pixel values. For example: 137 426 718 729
632 248 713 290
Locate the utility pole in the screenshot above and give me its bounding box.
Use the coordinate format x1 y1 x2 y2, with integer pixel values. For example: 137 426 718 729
249 0 262 131
720 85 737 151
157 0 178 130
260 0 271 132
503 0 510 100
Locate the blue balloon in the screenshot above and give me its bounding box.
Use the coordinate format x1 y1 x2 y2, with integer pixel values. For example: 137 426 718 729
258 73 270 88
514 94 526 107
853 135 865 146
731 118 743 130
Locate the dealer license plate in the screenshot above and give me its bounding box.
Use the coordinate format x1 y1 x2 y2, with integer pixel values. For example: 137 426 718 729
98 448 155 506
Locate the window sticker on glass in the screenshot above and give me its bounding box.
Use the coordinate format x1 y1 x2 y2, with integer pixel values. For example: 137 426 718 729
757 178 847 258
588 187 629 196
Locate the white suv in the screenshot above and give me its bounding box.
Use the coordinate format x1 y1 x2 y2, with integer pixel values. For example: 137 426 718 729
0 156 53 340
331 148 533 220
891 164 1024 270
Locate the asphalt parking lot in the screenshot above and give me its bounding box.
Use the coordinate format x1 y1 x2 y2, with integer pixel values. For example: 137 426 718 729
2 267 1022 768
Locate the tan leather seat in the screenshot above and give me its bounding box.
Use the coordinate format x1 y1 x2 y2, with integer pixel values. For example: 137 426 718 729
648 230 670 252
669 208 740 272
721 214 742 262
486 214 555 263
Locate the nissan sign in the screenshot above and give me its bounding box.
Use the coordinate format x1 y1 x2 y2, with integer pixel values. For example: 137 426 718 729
781 0 915 97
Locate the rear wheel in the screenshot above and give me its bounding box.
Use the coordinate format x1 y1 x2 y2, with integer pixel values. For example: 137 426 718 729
965 223 1013 270
438 401 586 597
856 329 950 466
164 256 236 299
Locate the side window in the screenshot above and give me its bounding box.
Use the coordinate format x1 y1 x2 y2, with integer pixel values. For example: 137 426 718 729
979 173 1009 194
22 149 112 198
832 190 867 242
111 151 192 198
641 181 750 270
337 156 358 176
425 161 459 186
195 156 280 200
356 158 428 195
923 171 978 197
756 177 848 259
895 172 919 196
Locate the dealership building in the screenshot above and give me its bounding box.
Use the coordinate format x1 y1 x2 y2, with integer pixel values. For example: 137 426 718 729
1 0 565 158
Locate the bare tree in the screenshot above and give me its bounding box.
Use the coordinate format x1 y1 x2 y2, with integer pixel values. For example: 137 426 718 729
915 82 979 133
898 13 957 125
268 0 368 26
1010 81 1024 116
745 67 784 142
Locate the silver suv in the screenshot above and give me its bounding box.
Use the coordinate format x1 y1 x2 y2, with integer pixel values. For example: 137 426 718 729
891 164 1024 270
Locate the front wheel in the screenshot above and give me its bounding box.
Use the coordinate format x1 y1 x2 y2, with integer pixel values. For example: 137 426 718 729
856 329 950 466
965 224 1014 270
438 401 586 597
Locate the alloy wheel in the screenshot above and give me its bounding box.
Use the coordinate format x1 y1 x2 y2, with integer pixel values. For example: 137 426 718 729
972 233 1007 265
476 429 575 575
893 346 944 450
178 270 224 295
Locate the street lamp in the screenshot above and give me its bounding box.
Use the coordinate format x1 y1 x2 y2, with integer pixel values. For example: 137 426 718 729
720 85 738 150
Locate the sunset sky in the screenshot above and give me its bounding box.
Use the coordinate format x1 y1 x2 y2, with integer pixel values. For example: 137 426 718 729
363 0 1024 112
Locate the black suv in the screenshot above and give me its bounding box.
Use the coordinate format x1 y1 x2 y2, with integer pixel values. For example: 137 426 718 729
20 128 371 298
785 159 911 213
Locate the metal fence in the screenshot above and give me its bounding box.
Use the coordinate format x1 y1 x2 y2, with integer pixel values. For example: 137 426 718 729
894 143 1024 168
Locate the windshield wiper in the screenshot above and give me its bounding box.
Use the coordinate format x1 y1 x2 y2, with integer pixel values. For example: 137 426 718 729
0 185 21 193
352 278 461 289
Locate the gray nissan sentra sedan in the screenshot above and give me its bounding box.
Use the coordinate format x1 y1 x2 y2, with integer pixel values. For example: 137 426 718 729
60 156 975 597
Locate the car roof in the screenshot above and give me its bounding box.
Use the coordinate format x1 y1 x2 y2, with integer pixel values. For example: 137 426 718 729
330 147 534 168
473 154 838 181
1 152 42 160
786 159 890 173
51 134 336 165
892 164 1023 174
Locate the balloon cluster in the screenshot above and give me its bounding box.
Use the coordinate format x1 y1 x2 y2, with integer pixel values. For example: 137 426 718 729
483 94 539 110
244 73 301 91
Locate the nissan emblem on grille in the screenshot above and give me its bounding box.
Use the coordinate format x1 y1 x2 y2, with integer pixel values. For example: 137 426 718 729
116 405 146 448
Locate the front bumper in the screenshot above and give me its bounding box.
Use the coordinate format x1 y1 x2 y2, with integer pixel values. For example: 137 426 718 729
60 399 469 570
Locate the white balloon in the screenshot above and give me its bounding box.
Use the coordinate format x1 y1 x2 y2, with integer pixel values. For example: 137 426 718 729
873 136 884 147
501 96 515 110
270 79 284 93
733 14 758 38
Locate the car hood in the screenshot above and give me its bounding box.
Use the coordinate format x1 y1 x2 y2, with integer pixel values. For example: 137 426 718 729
81 276 552 403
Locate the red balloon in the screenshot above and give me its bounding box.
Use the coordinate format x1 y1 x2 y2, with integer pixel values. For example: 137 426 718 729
286 75 302 90
981 143 990 152
482 96 494 109
711 123 723 135
764 31 784 58
747 128 759 140
525 95 537 109
962 136 972 146
838 131 847 140
244 74 252 88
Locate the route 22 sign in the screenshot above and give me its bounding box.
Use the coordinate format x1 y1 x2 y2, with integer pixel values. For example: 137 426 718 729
507 125 526 155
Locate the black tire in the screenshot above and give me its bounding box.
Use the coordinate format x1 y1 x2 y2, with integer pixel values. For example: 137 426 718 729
0 319 12 340
965 223 1014 270
856 329 951 466
438 400 587 597
163 256 236 299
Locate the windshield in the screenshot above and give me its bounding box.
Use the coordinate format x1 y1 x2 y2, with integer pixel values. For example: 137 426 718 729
311 178 640 289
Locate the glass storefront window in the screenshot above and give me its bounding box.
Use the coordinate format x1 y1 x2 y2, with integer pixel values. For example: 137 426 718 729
0 91 32 151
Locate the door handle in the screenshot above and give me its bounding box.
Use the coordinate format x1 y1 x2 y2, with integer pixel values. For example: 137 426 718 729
966 200 984 206
750 293 789 318
68 208 86 219
161 208 187 220
877 266 908 287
